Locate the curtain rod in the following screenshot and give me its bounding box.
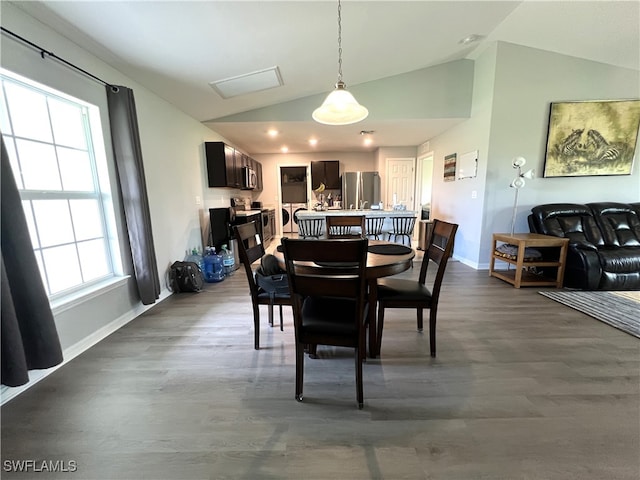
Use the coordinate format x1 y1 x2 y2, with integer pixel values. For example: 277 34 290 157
0 26 117 91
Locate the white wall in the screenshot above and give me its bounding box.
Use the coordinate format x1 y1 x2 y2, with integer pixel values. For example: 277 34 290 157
1 3 236 397
254 151 378 235
427 44 497 267
428 41 640 268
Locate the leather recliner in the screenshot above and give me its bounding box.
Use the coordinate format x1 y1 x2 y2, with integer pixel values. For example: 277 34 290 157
528 202 640 290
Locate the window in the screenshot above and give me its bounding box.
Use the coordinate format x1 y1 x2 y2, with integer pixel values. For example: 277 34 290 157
1 68 121 300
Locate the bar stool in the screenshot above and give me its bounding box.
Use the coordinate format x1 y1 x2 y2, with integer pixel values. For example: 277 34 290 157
365 216 385 240
325 215 365 238
388 216 417 246
298 218 324 239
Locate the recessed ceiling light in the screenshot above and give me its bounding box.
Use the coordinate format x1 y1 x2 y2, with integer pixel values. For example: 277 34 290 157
309 138 318 146
459 34 484 46
268 129 279 137
281 146 289 153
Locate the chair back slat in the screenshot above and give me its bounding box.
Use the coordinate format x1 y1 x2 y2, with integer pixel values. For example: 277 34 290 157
365 216 385 239
419 219 458 300
234 222 265 296
281 238 368 300
298 218 325 238
326 215 366 238
389 216 417 246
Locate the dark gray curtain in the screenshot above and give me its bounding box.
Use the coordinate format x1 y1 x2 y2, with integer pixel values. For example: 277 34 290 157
106 85 160 305
1 136 63 387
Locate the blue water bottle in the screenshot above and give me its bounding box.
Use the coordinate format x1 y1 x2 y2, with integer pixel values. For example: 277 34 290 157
221 244 235 276
203 247 225 283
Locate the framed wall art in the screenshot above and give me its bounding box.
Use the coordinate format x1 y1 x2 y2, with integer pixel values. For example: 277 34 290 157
458 150 478 179
543 99 640 177
444 153 456 182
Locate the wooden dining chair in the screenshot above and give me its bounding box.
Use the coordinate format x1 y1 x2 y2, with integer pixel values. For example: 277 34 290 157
376 219 458 357
325 215 365 238
365 216 385 240
281 237 369 409
234 222 292 350
388 215 417 246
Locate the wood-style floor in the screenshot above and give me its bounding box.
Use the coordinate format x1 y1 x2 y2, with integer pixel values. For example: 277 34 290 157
2 251 639 480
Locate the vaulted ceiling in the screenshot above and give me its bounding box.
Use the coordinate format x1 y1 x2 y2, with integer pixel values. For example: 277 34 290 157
11 1 640 154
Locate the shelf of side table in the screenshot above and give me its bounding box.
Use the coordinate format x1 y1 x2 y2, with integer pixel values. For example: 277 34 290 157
489 233 569 288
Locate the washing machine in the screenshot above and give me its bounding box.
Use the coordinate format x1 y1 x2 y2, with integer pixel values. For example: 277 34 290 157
282 204 293 233
291 203 308 233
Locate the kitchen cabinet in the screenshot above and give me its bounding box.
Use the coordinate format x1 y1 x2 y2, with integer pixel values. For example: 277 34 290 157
311 160 340 190
205 142 263 190
205 141 240 188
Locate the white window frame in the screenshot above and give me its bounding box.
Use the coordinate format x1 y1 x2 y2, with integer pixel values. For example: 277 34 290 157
1 68 125 305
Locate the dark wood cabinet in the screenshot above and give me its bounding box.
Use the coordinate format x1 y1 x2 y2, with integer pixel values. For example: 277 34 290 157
311 160 340 190
205 142 240 188
205 141 263 190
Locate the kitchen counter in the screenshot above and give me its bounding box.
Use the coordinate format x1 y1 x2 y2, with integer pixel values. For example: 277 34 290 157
234 210 262 216
296 209 417 218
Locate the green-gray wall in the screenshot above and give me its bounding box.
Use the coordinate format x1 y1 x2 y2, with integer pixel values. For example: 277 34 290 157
428 42 640 268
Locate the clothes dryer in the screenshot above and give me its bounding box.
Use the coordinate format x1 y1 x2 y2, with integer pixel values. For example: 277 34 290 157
282 204 293 233
291 203 308 233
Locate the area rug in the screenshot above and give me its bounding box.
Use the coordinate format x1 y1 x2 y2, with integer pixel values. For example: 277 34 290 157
539 290 640 338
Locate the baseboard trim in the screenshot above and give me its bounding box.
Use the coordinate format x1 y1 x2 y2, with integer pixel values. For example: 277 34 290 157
1 290 172 406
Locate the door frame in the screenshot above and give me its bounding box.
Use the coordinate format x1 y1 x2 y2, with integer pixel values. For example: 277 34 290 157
276 163 311 237
415 150 434 217
385 157 416 211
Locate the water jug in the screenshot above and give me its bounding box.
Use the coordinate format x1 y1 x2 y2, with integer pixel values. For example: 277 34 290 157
203 247 225 283
221 244 235 276
186 247 204 272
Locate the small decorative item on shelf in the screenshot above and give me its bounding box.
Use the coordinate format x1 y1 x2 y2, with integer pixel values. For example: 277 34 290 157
494 243 542 261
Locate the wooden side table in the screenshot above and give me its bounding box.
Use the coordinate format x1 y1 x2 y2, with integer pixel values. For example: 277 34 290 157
489 233 569 288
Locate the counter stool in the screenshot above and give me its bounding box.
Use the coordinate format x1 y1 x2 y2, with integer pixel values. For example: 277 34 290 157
298 218 324 239
365 216 385 240
388 216 417 247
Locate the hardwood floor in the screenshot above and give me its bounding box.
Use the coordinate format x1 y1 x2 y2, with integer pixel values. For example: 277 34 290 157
2 256 639 479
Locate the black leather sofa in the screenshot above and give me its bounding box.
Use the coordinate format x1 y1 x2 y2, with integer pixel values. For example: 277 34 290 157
528 202 640 290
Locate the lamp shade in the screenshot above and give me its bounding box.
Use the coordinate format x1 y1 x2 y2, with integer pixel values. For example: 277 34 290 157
512 156 527 168
312 82 369 125
510 177 526 189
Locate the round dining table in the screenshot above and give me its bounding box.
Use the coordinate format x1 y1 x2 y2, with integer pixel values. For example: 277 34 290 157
275 239 415 357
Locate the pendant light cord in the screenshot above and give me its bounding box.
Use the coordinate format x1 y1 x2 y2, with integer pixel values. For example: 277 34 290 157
337 0 343 83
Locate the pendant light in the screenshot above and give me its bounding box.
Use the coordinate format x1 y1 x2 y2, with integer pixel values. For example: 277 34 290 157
312 0 368 125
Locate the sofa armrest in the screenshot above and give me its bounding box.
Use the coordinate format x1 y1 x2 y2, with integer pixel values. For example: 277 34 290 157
570 239 598 251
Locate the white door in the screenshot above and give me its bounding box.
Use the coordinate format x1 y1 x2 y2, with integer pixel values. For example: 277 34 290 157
386 158 415 209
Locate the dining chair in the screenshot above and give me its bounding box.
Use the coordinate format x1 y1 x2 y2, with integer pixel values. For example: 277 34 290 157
365 216 385 240
297 218 325 239
388 215 417 246
281 237 369 409
376 219 458 357
325 215 365 238
233 222 292 350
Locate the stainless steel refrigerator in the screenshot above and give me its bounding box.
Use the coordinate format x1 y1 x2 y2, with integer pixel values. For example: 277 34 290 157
342 171 381 209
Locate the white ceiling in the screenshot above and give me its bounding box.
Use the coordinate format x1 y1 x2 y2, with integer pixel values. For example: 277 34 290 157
11 1 640 155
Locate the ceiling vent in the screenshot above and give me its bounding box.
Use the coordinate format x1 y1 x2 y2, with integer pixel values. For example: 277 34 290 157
209 66 283 99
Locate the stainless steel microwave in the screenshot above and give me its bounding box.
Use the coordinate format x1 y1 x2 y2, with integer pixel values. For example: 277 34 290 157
242 166 257 189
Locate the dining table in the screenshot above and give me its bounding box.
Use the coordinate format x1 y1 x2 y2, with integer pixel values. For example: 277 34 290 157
275 239 415 357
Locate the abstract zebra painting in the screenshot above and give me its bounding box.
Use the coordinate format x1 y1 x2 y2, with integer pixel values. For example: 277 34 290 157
543 100 640 177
